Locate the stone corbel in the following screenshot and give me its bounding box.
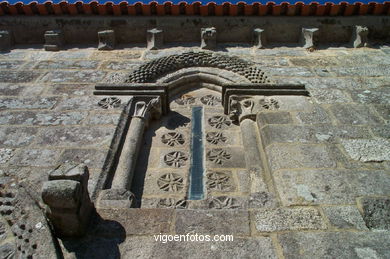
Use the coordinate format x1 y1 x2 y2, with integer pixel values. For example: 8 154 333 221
201 27 217 50
253 28 266 49
41 163 93 237
301 27 319 49
147 28 163 50
352 25 369 48
133 96 162 121
0 30 13 51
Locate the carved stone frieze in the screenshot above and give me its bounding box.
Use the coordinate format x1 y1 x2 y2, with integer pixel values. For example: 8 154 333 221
158 198 187 209
161 132 185 147
164 151 188 167
174 94 196 105
157 173 184 192
206 132 227 145
207 149 232 165
208 196 241 209
98 97 121 109
200 95 221 106
208 115 232 129
206 171 234 191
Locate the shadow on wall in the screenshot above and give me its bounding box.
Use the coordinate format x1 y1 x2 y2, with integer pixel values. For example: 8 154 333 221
60 212 126 259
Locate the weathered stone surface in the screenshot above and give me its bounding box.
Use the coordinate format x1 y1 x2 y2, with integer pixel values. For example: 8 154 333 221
40 70 107 83
253 207 326 232
350 89 390 105
0 97 57 110
0 60 25 69
101 61 141 71
271 96 312 111
0 83 44 96
257 111 293 125
274 169 390 205
279 232 390 259
0 111 87 125
0 71 41 83
295 106 331 124
0 127 38 147
289 57 338 67
59 148 108 170
360 197 390 230
266 144 335 171
32 60 100 70
54 96 104 111
9 148 60 166
42 180 81 208
0 148 14 164
323 206 368 230
175 210 250 235
370 126 390 138
98 208 174 235
51 49 92 59
44 83 94 96
340 138 390 162
116 236 277 259
35 126 115 147
330 65 390 77
309 89 351 104
263 67 314 77
374 105 390 121
329 104 384 125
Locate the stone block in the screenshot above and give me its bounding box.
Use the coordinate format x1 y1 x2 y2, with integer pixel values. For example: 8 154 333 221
309 89 351 104
253 28 266 49
359 197 390 230
323 206 368 230
44 30 64 51
0 83 44 96
0 30 13 51
0 111 87 126
0 148 14 164
374 105 390 121
33 60 100 70
42 180 81 209
279 232 390 259
201 27 216 50
40 70 107 83
351 25 369 48
175 209 250 235
147 28 163 50
340 138 390 162
295 106 331 124
35 126 115 147
266 144 336 171
370 126 390 138
257 111 293 126
300 27 319 49
0 71 41 83
205 147 246 169
0 127 38 147
98 30 116 50
349 89 390 105
329 104 383 125
42 163 93 237
9 148 60 167
97 208 174 235
274 169 390 205
117 237 277 259
0 97 57 110
253 207 326 232
97 188 135 209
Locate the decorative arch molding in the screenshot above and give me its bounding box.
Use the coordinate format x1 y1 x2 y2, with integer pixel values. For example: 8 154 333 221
125 51 271 84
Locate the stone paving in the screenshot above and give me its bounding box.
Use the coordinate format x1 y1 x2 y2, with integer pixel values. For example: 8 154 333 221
0 45 389 258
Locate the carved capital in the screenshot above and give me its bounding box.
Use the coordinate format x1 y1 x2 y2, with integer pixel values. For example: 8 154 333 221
228 95 280 123
228 96 257 123
132 96 162 121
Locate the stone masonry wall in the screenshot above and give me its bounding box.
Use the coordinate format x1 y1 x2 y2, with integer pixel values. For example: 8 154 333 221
1 45 390 258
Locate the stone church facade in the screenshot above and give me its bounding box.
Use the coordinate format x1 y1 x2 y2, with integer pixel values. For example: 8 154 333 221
0 2 390 258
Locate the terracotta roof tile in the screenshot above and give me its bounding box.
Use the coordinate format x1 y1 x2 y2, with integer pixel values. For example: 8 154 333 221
0 1 389 16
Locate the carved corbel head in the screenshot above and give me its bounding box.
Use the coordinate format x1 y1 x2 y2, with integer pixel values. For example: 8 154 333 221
228 95 256 123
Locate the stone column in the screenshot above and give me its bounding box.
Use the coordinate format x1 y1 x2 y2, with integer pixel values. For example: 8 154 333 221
99 96 161 208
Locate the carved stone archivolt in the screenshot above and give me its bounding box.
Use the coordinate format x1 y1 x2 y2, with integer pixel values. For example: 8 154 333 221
206 132 227 145
161 132 185 147
125 51 270 84
207 149 232 165
208 115 232 129
157 173 184 192
164 151 188 167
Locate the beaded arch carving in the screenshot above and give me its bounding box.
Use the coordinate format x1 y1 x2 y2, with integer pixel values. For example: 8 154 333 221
125 51 270 84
